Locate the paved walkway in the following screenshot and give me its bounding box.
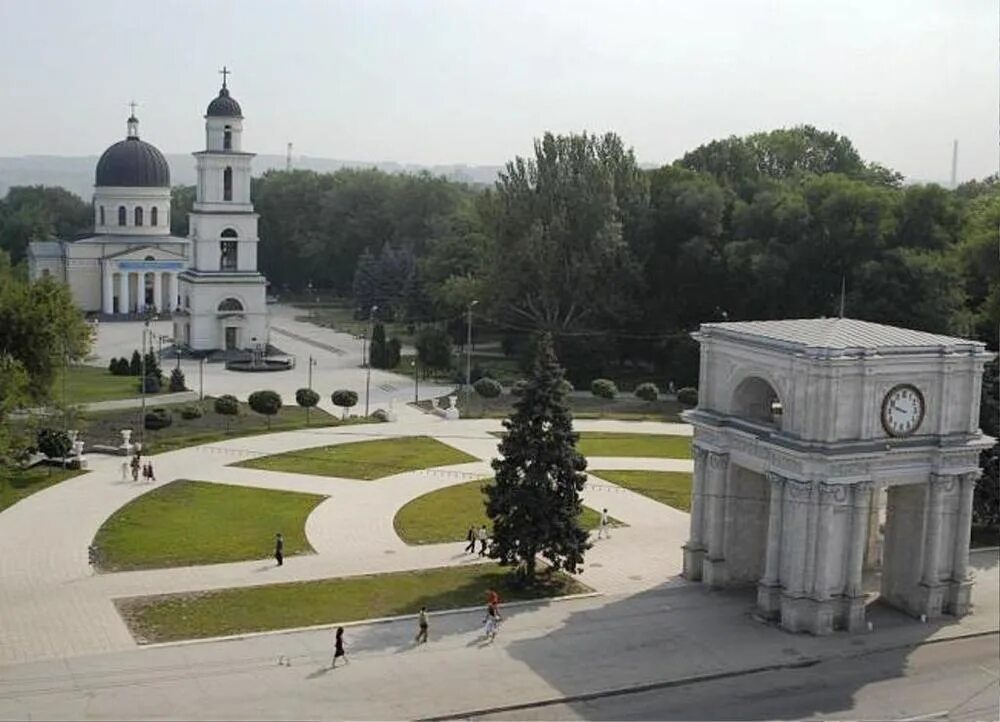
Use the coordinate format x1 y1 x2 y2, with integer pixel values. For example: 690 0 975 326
0 409 694 665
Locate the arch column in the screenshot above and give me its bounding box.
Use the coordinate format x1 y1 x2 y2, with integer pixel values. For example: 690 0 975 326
947 472 977 616
701 450 730 587
756 472 785 617
844 481 872 631
917 474 953 619
683 446 709 580
101 263 114 315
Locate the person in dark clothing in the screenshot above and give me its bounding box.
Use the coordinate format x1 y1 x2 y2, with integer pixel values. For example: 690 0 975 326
274 533 284 566
415 606 429 644
477 525 488 556
464 525 476 554
332 626 348 667
130 454 140 482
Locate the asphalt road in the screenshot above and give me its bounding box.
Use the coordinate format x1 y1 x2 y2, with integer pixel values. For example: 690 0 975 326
470 634 1000 722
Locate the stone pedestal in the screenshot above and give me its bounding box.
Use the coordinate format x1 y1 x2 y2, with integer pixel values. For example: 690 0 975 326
756 582 782 619
915 582 948 620
842 595 867 632
780 594 836 635
702 557 727 587
683 544 705 581
947 579 973 617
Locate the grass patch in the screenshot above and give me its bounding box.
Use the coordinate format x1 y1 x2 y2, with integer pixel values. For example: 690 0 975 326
456 394 684 422
116 564 591 643
576 432 691 459
590 470 693 511
235 435 478 480
0 466 84 513
53 365 161 404
93 480 325 571
393 479 617 545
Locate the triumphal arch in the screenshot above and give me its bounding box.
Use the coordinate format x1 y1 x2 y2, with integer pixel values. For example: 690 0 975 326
682 318 993 634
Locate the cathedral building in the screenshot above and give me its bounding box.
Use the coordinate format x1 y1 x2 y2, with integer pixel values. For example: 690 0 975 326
27 73 269 353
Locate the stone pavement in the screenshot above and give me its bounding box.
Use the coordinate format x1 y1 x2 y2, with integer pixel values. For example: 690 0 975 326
0 551 995 721
0 407 694 665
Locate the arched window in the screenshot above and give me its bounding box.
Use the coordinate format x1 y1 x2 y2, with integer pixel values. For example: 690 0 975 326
218 297 244 312
223 126 232 150
220 240 238 271
99 206 105 225
150 207 158 226
118 206 127 226
135 206 143 227
223 167 233 201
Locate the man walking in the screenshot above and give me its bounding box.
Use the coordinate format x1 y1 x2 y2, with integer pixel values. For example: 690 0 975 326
274 532 284 566
415 606 429 644
464 525 476 554
597 508 611 539
477 525 488 557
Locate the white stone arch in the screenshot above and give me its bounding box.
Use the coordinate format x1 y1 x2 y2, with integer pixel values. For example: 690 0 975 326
217 295 246 313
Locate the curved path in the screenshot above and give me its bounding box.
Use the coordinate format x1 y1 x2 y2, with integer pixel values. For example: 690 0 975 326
0 409 693 664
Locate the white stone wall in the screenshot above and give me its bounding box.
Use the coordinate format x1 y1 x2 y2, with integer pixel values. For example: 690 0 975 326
93 186 171 236
205 117 244 152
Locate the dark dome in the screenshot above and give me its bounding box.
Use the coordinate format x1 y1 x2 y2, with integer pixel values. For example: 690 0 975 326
95 135 170 187
207 87 242 117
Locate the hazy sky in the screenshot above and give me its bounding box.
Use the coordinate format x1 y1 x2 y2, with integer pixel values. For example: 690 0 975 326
0 0 995 182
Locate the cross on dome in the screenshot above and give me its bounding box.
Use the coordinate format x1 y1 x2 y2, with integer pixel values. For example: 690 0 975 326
219 66 230 89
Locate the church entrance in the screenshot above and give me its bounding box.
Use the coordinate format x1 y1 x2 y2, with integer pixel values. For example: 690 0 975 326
225 327 238 350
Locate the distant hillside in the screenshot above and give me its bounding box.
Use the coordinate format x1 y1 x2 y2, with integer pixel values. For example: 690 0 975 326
0 155 504 198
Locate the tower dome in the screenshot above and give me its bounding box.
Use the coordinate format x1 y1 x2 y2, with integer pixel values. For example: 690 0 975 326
95 115 170 187
206 86 242 117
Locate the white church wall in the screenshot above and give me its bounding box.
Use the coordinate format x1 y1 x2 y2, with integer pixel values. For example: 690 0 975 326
206 117 244 152
93 186 171 236
66 258 101 311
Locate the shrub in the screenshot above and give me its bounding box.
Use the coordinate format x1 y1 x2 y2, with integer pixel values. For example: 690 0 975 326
295 387 320 425
214 394 240 430
677 386 699 407
169 367 186 392
248 390 283 428
511 379 528 396
635 382 659 402
36 428 71 460
331 389 359 418
386 337 402 368
591 378 618 399
558 378 574 395
129 350 142 376
371 408 391 422
139 374 161 393
416 326 453 370
144 407 173 430
180 405 203 420
107 357 118 374
114 358 131 375
473 377 502 399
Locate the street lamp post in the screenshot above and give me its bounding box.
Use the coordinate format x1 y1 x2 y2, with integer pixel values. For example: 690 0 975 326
307 354 315 391
411 358 419 404
465 300 478 407
175 349 181 371
139 320 150 446
364 305 378 416
199 357 205 402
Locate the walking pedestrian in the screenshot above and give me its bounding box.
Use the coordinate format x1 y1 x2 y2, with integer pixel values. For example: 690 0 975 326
483 601 502 642
477 525 488 557
464 525 476 554
331 627 348 667
415 606 429 644
130 454 140 482
597 508 610 539
274 532 284 566
146 460 156 482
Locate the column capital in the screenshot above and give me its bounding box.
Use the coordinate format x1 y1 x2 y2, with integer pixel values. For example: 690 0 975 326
692 445 709 464
765 471 788 488
929 473 959 493
819 482 850 505
852 480 874 495
707 450 729 470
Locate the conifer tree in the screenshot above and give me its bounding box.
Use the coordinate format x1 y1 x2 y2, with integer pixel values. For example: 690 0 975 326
485 332 590 583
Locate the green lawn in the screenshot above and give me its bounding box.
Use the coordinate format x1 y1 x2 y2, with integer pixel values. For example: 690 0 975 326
576 432 691 459
93 480 326 571
235 435 478 480
53 365 160 404
116 564 591 643
590 470 693 511
393 479 615 545
0 466 84 513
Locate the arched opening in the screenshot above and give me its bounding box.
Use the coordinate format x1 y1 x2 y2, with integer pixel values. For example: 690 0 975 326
134 206 143 227
732 376 782 427
223 167 233 201
150 207 158 226
118 206 127 226
99 206 105 225
220 239 238 271
223 126 232 150
221 228 238 238
218 297 244 312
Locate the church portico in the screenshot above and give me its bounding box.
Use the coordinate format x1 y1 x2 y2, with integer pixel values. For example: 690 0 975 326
682 318 993 635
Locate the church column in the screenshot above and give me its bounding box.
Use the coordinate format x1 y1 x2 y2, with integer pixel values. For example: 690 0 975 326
153 272 163 314
756 472 785 617
948 471 978 616
702 451 730 587
683 445 709 580
845 481 872 631
168 272 179 311
101 263 114 315
136 273 147 314
120 272 130 315
918 474 950 618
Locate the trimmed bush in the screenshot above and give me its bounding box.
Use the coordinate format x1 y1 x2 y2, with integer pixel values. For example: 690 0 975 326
591 378 618 399
295 388 320 409
37 428 72 460
677 386 699 407
180 405 203 420
214 394 240 430
635 382 659 402
511 379 528 397
130 350 142 376
114 358 131 375
139 374 161 393
331 389 359 418
144 408 173 430
473 377 502 399
169 367 186 392
386 337 402 368
371 408 391 422
558 379 574 395
248 390 283 428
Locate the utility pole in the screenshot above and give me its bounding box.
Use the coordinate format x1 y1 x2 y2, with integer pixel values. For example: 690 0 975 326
465 300 478 408
950 140 958 188
839 276 846 318
364 305 378 416
286 142 293 172
308 354 314 391
199 357 205 402
411 358 419 404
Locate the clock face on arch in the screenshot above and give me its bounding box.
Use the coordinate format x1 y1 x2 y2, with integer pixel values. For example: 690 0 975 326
881 384 925 437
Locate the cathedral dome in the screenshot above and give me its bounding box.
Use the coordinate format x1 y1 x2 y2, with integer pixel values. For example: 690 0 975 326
206 87 242 117
95 116 170 188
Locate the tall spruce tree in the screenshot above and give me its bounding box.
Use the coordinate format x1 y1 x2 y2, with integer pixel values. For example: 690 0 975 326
485 333 590 583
